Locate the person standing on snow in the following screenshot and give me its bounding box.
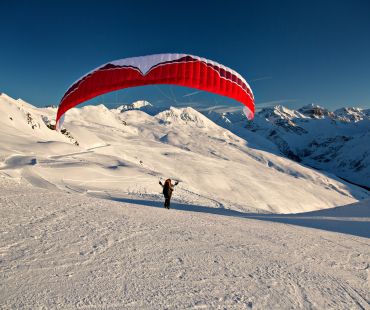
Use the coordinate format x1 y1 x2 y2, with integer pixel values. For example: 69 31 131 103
159 179 179 209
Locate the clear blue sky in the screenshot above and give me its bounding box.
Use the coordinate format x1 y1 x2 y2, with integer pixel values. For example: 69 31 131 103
1 0 369 111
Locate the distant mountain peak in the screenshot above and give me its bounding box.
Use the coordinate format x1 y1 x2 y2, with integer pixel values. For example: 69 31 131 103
116 100 152 112
298 103 334 119
258 105 306 122
155 106 217 128
334 107 368 122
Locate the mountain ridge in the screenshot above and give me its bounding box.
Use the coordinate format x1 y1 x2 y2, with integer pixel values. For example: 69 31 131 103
1 92 367 214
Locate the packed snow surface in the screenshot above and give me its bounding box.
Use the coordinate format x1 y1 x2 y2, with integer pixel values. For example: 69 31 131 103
1 177 369 309
0 93 369 309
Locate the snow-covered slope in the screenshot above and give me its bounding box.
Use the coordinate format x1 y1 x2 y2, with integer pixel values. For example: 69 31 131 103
1 94 369 309
1 176 369 309
205 103 370 188
1 93 368 214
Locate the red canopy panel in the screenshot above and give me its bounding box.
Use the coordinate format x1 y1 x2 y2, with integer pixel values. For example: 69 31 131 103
56 53 254 127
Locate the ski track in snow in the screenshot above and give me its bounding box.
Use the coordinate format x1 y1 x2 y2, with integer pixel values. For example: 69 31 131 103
0 177 369 309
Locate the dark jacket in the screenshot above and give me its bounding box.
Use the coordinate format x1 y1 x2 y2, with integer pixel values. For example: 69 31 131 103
163 183 174 198
160 180 178 198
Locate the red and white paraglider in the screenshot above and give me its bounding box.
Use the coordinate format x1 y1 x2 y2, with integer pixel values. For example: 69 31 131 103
56 53 254 129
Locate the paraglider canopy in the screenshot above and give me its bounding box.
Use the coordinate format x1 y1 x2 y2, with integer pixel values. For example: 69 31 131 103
56 53 254 129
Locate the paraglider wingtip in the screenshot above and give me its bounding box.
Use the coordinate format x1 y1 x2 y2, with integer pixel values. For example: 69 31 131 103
243 107 254 121
55 114 65 131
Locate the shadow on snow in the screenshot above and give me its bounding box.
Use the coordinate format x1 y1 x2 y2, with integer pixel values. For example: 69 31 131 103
105 195 370 239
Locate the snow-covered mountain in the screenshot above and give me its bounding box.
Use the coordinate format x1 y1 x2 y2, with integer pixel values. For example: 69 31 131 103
114 100 152 112
1 93 369 309
113 100 369 188
204 104 370 189
113 99 163 116
1 93 367 214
